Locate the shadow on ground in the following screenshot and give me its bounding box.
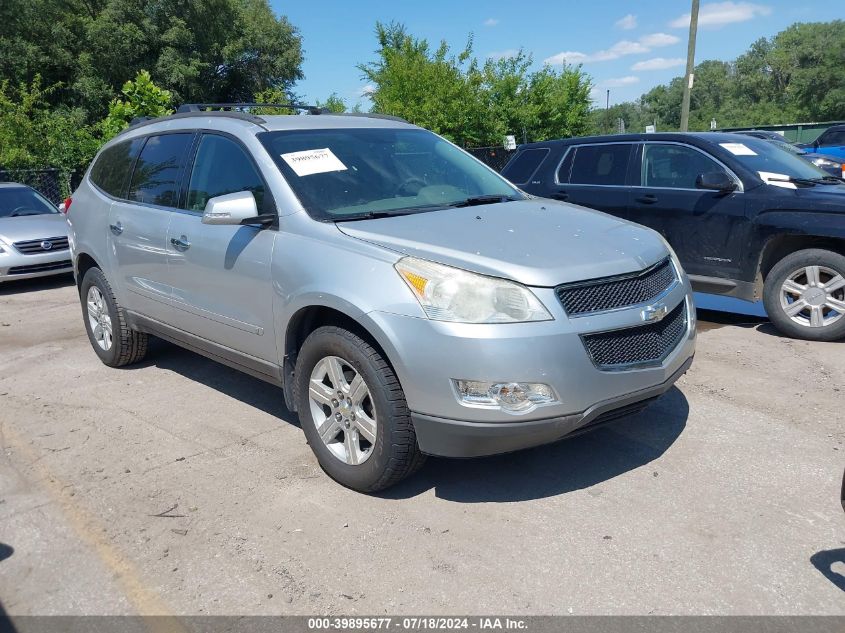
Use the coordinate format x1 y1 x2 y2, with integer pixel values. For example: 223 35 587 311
0 273 74 296
811 548 845 592
0 543 12 563
130 338 296 423
126 336 688 502
385 386 689 502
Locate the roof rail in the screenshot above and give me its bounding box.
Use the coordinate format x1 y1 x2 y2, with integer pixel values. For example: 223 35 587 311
331 112 409 123
176 103 323 115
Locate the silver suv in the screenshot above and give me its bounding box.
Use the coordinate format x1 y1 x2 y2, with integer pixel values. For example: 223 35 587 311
67 106 696 491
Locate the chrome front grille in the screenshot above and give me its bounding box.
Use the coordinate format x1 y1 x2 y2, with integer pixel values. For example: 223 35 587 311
581 301 688 370
556 258 676 316
13 236 69 255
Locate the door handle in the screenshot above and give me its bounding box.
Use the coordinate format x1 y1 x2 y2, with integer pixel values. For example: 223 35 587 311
170 236 191 250
109 222 123 235
552 192 569 201
635 194 658 204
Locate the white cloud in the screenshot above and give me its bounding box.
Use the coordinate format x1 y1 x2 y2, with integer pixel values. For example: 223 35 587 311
631 57 686 71
543 32 679 66
670 2 772 29
615 14 637 30
601 76 640 87
483 17 499 27
488 49 520 61
639 33 680 47
358 84 375 97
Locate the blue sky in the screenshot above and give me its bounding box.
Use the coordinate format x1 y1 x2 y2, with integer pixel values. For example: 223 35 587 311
272 1 841 109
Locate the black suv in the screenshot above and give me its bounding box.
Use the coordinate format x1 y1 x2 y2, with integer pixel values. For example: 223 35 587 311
502 133 845 341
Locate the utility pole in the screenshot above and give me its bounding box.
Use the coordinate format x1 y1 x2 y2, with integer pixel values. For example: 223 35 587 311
680 0 700 132
606 89 610 110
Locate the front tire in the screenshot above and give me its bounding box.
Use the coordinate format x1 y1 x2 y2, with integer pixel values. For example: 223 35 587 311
763 249 845 342
295 326 425 492
80 267 148 366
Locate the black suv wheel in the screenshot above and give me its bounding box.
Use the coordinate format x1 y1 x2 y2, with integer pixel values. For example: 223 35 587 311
763 249 845 341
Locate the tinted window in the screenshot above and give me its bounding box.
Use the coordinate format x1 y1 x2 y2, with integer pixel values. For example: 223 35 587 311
504 148 549 184
642 144 727 189
569 144 631 186
90 139 142 197
0 186 57 218
186 135 266 212
259 128 521 221
556 148 575 183
820 130 845 145
128 134 193 207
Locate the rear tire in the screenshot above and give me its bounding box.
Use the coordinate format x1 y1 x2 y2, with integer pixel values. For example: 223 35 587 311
80 267 148 366
295 325 425 492
763 249 845 342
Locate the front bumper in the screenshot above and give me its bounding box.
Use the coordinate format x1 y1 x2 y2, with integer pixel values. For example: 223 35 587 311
0 248 73 282
412 356 692 457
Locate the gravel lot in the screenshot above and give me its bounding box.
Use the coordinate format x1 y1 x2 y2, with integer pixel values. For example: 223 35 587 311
1 275 843 616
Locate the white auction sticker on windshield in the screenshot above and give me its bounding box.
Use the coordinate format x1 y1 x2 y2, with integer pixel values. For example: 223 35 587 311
280 148 347 177
719 142 757 156
759 171 796 189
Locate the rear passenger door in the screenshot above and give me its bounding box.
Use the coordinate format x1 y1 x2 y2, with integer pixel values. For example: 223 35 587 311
107 133 194 320
815 129 845 160
166 132 278 362
629 142 747 279
553 143 635 219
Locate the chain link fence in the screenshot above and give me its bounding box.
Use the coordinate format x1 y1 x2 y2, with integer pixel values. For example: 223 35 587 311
465 146 517 173
0 168 83 205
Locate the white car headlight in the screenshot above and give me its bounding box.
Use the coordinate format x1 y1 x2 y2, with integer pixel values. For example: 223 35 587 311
395 257 552 323
811 157 841 169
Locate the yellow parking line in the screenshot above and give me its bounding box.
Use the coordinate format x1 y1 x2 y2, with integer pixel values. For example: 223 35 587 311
2 422 187 632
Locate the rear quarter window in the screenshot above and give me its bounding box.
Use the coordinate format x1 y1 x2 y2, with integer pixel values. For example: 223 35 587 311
89 138 143 198
504 148 550 184
568 144 632 186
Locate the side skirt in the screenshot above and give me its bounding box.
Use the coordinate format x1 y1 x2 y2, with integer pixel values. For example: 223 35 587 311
688 275 759 302
125 310 284 388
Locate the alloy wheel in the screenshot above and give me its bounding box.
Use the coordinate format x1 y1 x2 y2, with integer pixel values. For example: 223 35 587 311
86 286 113 350
308 355 377 465
780 265 845 328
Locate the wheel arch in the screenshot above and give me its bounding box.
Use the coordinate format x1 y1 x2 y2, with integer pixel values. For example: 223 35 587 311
281 304 404 413
75 252 101 291
758 234 845 281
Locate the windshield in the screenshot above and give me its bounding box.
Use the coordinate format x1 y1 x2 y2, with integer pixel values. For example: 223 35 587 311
718 137 831 181
0 187 58 217
766 139 806 156
259 128 522 220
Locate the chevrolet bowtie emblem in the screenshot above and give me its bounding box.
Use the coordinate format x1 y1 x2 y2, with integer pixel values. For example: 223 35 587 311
641 303 669 323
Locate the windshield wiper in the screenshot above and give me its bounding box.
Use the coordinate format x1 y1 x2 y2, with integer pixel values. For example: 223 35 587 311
448 195 520 208
806 176 844 185
331 205 448 222
764 176 821 187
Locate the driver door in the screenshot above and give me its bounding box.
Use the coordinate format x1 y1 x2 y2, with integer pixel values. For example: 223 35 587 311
628 142 748 280
166 133 278 362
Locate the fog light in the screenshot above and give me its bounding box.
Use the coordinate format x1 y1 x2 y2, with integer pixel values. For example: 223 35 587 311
453 380 557 412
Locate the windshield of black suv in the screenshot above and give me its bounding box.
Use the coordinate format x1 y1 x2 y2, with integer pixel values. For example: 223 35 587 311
260 127 523 220
716 136 833 181
0 186 58 217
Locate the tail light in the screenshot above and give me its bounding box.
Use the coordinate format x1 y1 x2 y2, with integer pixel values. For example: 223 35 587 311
61 197 72 214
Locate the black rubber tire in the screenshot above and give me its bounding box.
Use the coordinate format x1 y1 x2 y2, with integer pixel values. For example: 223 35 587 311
80 267 149 367
763 248 845 342
295 326 426 492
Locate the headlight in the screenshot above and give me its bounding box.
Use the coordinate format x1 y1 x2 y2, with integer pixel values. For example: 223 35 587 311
811 157 841 169
395 257 552 323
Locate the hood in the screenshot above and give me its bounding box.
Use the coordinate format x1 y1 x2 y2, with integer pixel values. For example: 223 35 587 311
790 184 845 211
0 214 68 245
336 200 668 287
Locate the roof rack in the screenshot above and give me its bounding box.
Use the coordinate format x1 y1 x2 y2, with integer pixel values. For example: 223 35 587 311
176 103 324 115
331 112 409 123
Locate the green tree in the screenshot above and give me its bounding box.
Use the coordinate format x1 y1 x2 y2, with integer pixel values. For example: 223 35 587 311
359 23 593 146
0 0 304 120
0 76 98 171
100 70 173 139
317 93 347 113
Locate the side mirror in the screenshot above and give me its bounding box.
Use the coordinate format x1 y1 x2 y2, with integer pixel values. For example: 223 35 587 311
202 191 260 225
696 172 738 193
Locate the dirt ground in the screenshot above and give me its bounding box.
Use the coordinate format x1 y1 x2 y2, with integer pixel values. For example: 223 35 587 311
1 275 843 616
